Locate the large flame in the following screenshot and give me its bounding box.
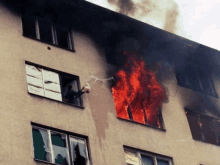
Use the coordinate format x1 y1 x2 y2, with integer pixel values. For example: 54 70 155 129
112 51 167 127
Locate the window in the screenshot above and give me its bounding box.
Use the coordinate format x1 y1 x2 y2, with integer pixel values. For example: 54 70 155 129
22 16 74 51
175 63 217 97
185 109 220 145
25 62 83 107
121 108 164 129
32 125 91 165
124 147 173 165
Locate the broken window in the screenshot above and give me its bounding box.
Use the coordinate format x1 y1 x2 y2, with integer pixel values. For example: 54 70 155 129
124 147 173 165
112 53 167 129
186 109 220 146
175 64 217 97
32 125 91 165
22 15 75 51
25 62 83 107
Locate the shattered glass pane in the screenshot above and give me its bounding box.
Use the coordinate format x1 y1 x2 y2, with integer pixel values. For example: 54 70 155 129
70 137 89 165
141 155 154 165
32 127 51 162
51 132 70 165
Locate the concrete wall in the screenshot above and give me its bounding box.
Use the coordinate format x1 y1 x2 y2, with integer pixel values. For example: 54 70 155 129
0 3 220 165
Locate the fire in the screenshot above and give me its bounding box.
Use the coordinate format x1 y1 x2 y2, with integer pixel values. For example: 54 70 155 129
112 51 167 127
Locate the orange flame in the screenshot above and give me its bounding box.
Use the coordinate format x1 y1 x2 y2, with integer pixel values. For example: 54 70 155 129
112 52 167 127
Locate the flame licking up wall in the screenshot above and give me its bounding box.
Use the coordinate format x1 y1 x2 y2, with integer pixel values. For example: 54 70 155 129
112 51 167 127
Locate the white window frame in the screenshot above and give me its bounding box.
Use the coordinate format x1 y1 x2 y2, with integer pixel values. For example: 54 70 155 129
32 125 91 165
25 62 83 107
124 147 173 165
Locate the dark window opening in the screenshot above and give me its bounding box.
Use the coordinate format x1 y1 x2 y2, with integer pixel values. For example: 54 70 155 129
60 74 83 107
22 16 75 51
186 109 220 146
38 19 53 43
176 64 217 97
22 16 36 38
56 25 72 49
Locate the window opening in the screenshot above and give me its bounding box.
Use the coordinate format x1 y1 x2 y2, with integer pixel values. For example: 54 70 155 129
186 109 220 146
124 147 173 165
25 63 84 107
176 64 217 97
22 16 75 51
32 125 91 165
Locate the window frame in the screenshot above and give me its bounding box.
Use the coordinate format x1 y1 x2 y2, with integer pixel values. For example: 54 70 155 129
124 146 173 165
31 123 92 165
117 108 166 131
175 64 218 98
22 15 75 52
25 61 84 108
185 108 220 146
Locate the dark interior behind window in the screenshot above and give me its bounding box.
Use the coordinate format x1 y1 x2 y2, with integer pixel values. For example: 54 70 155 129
60 74 82 107
22 16 36 38
186 109 220 146
38 19 53 43
56 26 71 49
186 111 203 140
176 64 217 97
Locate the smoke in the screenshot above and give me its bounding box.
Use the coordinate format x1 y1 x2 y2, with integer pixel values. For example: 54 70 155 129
106 0 179 33
119 0 135 15
107 0 152 16
164 3 179 33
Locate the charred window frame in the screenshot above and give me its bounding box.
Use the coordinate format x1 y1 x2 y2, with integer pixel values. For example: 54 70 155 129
185 109 220 146
31 124 91 165
175 64 217 97
124 146 173 165
22 15 75 51
25 61 83 108
120 108 165 130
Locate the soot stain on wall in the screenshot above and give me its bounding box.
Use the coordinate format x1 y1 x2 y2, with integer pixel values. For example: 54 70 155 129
88 79 115 147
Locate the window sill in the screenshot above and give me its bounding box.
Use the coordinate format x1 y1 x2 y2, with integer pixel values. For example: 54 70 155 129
23 35 76 53
192 137 220 147
117 117 166 132
178 84 219 98
28 92 84 109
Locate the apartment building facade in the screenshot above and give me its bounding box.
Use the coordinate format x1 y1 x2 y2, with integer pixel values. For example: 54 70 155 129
0 0 220 164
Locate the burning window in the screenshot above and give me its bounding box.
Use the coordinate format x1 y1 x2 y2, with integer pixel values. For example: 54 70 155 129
124 147 173 165
186 109 220 145
22 16 75 51
176 63 217 97
32 124 91 165
112 52 167 128
25 62 83 107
